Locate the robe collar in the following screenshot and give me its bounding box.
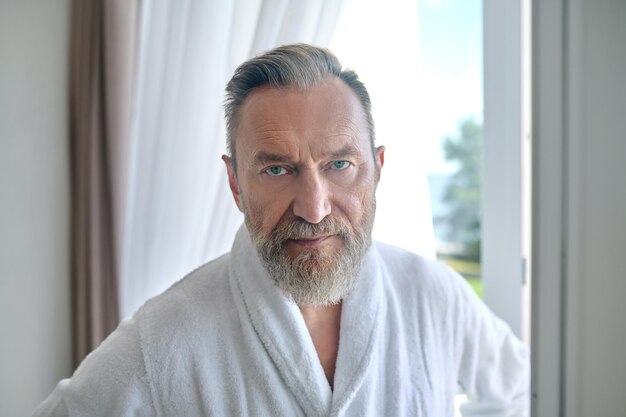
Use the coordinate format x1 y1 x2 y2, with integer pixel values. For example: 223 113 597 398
229 225 383 417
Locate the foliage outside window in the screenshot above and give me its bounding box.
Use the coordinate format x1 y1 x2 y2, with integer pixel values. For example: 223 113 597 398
430 119 483 298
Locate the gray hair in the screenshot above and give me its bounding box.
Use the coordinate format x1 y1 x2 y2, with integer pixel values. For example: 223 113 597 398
224 43 375 169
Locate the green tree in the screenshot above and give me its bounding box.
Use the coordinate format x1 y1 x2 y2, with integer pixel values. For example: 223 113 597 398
439 118 482 261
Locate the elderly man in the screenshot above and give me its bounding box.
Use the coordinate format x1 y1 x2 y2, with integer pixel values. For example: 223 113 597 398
34 44 528 417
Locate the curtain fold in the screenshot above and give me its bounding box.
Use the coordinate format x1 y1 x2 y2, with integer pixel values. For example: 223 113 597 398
69 0 139 367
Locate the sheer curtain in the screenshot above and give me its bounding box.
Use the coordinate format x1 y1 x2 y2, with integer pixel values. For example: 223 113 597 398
121 0 349 318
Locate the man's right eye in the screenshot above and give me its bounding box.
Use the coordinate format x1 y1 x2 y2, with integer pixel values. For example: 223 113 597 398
264 166 288 176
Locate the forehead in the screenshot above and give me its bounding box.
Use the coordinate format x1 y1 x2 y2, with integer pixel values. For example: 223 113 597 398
234 78 370 158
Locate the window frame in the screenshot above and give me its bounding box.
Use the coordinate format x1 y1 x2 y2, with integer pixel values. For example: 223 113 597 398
482 0 532 342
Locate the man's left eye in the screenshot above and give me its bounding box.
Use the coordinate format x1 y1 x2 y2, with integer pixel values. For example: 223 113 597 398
331 160 350 170
265 166 288 176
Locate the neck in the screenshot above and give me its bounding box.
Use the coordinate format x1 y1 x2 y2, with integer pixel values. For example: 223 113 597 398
299 302 343 389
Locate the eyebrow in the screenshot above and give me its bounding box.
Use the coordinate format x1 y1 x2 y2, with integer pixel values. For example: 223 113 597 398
251 144 363 167
326 144 362 160
251 152 292 167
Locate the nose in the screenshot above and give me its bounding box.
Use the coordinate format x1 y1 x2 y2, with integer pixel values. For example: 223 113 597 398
292 170 331 224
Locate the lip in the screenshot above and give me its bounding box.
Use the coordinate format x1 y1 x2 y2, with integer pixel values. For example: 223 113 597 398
288 235 332 247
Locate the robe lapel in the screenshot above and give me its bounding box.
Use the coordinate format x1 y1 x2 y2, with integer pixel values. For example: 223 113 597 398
229 227 332 417
329 247 383 417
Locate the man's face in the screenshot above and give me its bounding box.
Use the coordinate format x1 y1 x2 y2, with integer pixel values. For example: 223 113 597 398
224 77 385 306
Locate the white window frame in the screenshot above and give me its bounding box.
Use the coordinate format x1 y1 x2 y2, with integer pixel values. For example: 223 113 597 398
482 0 532 342
529 0 573 415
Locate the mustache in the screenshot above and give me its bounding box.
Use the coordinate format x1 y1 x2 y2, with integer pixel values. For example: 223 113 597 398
270 216 352 243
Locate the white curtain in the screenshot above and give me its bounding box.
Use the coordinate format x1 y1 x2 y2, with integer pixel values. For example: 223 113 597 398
121 0 349 318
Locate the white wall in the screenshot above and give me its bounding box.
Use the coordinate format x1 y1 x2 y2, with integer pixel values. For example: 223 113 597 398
531 0 626 416
0 1 72 416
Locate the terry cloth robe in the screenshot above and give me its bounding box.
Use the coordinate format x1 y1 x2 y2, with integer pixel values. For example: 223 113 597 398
34 226 529 417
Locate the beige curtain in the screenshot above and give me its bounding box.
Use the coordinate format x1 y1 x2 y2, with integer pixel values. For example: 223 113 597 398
69 0 139 367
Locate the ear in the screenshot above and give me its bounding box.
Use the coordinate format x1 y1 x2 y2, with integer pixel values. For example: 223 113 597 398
222 155 243 212
374 145 385 182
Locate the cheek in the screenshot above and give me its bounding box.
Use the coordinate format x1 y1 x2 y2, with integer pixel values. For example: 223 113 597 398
243 185 292 230
332 179 376 224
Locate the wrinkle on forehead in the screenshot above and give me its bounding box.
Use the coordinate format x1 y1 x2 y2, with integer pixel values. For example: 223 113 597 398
253 117 363 137
235 79 371 168
248 135 362 162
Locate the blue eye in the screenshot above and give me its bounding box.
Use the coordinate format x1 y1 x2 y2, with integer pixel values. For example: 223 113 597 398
265 166 287 176
331 160 349 170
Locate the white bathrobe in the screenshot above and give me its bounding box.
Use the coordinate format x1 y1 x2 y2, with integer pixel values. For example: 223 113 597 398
34 226 529 417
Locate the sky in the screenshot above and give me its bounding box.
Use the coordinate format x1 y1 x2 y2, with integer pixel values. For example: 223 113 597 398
419 0 483 173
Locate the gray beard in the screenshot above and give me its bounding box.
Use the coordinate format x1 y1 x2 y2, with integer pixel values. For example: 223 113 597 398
247 214 373 306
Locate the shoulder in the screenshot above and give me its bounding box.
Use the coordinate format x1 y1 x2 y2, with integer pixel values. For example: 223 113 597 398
139 252 232 314
372 240 466 297
134 252 236 340
33 316 155 416
132 252 243 396
33 253 238 416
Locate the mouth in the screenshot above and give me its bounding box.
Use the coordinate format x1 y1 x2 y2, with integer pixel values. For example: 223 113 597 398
288 235 332 247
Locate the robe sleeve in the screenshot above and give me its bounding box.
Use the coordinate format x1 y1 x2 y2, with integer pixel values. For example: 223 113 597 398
32 316 155 417
452 274 530 417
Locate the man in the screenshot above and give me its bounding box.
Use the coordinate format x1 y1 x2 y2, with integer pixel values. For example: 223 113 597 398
34 44 528 416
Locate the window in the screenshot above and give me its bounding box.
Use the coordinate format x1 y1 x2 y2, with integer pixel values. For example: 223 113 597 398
332 0 530 341
419 0 484 299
